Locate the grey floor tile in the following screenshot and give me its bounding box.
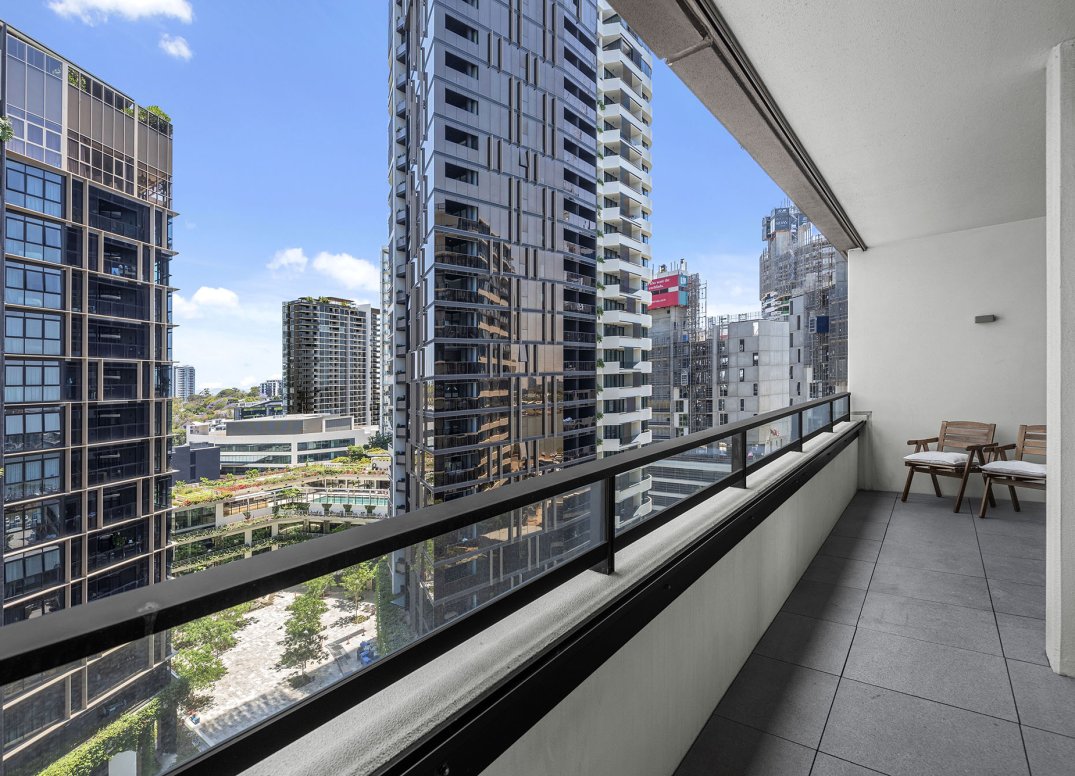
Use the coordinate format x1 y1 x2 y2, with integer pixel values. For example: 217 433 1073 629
830 514 888 541
977 531 1046 561
675 715 815 776
810 753 887 776
982 553 1046 587
715 654 839 748
869 563 992 611
842 628 1017 720
819 679 1029 776
989 578 1046 620
1021 725 1075 776
782 580 867 626
858 591 1002 655
996 613 1048 666
801 555 875 591
754 611 855 675
876 536 985 577
882 519 978 550
820 535 882 563
975 513 1046 539
1008 659 1075 738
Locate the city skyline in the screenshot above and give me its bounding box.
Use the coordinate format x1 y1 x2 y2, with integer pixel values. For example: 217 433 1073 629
0 0 786 390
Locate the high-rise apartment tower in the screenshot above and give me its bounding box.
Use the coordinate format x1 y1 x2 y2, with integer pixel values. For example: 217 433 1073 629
759 204 848 400
282 297 380 425
173 363 195 399
595 1 653 527
0 24 176 772
387 0 602 633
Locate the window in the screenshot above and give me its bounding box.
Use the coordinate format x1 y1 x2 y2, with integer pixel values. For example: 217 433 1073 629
797 382 802 397
5 212 62 263
5 261 62 309
218 443 291 453
445 124 479 149
4 452 63 501
445 51 478 78
738 368 745 382
3 591 64 627
740 399 746 412
797 348 801 363
738 339 745 352
445 162 478 184
175 506 217 533
444 15 478 43
445 88 478 114
719 413 729 425
718 399 725 411
752 352 759 366
4 359 61 403
87 558 148 601
5 406 63 453
296 438 356 451
3 35 63 168
5 311 62 355
4 546 63 599
3 500 74 551
5 160 63 217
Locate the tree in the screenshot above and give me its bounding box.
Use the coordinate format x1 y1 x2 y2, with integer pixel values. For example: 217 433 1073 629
304 574 334 599
345 444 367 460
369 431 392 449
340 562 376 619
171 643 226 696
276 594 328 679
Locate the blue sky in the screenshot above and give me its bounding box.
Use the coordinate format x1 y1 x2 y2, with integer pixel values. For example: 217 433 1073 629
5 0 786 389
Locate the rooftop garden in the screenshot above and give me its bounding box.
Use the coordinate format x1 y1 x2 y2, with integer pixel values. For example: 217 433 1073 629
173 458 385 507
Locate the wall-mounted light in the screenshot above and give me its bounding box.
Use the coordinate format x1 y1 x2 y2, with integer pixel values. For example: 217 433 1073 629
974 314 998 324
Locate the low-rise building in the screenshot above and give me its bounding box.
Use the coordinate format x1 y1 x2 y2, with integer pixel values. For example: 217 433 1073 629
186 414 376 474
171 442 221 484
171 464 390 576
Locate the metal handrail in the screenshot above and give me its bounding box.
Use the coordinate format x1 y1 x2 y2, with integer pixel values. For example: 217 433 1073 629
0 392 850 691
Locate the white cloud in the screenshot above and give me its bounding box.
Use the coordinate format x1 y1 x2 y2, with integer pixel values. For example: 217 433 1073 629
48 0 193 24
172 286 243 320
311 252 380 293
266 247 380 294
158 33 192 60
266 247 309 275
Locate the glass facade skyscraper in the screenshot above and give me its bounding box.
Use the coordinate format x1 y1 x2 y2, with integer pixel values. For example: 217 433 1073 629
0 23 176 772
387 0 601 634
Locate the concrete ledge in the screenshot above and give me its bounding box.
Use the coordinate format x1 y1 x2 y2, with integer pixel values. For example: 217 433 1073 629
243 422 862 776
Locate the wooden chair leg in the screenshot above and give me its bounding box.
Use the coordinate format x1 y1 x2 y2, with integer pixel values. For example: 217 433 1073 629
929 472 943 497
1009 486 1021 512
901 467 915 502
987 484 997 507
979 478 992 519
954 468 972 513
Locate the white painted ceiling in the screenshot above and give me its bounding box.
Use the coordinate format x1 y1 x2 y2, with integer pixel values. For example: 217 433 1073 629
711 0 1075 248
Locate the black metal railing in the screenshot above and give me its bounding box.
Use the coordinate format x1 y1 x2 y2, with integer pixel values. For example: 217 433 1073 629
0 393 852 774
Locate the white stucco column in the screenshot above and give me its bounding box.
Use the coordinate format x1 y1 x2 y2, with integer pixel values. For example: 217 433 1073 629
1046 39 1075 676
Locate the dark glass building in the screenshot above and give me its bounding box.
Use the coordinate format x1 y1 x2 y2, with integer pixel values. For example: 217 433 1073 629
387 0 601 634
0 24 175 773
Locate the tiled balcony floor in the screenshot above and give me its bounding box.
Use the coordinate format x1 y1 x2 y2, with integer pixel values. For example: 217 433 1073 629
676 490 1075 776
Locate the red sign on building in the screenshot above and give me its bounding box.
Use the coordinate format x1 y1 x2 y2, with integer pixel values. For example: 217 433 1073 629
648 274 681 293
649 290 683 309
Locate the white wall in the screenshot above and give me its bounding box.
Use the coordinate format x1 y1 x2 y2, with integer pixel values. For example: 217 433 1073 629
482 439 859 776
848 217 1046 497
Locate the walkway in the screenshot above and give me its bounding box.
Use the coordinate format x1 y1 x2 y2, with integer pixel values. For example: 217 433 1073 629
676 490 1074 775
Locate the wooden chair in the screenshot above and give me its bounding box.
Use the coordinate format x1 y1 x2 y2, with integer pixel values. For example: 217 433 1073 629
978 425 1046 519
902 421 997 513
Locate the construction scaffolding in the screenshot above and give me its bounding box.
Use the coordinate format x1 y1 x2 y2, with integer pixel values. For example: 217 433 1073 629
649 260 708 440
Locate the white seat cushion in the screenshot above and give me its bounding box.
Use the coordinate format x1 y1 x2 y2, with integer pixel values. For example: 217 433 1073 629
904 451 970 467
981 460 1047 479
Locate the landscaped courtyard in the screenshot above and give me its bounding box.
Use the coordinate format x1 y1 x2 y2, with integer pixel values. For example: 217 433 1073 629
188 589 379 747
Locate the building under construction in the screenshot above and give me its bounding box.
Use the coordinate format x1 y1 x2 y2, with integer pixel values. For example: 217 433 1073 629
649 261 709 441
760 204 848 400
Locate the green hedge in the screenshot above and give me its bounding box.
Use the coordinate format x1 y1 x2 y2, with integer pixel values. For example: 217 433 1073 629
40 700 160 776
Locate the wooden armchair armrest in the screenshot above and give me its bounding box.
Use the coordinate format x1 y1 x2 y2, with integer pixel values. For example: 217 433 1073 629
965 442 998 452
907 436 939 448
985 443 1016 462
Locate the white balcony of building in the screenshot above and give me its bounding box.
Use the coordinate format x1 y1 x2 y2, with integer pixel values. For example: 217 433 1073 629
600 307 652 328
599 383 652 402
8 3 1075 776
